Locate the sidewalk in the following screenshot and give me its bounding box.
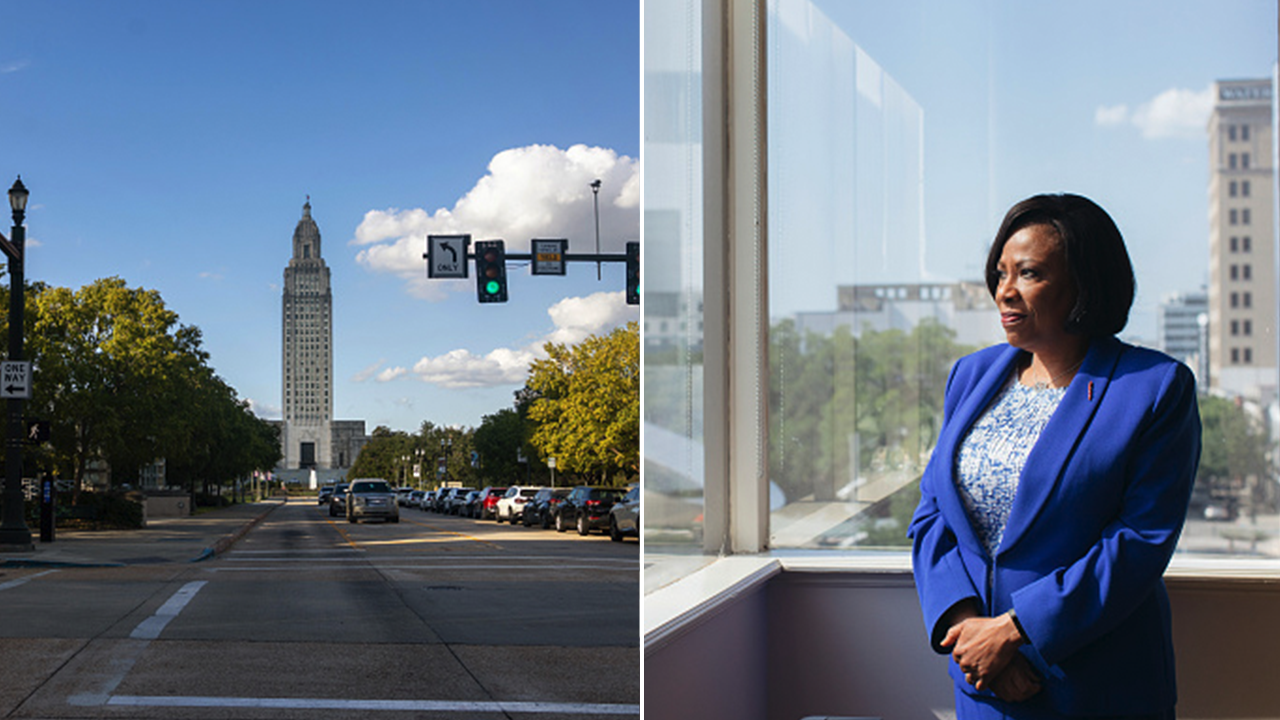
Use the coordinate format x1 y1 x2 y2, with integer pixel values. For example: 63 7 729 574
0 499 283 568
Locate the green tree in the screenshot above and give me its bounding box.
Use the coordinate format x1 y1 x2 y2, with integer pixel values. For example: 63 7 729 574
769 318 970 505
473 408 534 484
9 277 278 502
526 322 639 485
1197 395 1273 514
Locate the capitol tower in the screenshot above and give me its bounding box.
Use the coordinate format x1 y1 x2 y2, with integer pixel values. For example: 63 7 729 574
281 199 334 470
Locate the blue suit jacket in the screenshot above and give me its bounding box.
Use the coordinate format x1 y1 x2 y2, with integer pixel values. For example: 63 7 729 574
909 337 1200 715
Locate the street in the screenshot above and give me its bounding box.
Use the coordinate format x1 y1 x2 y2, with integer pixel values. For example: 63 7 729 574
0 499 639 719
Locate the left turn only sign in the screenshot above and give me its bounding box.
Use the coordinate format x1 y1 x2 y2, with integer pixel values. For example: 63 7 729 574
0 361 31 399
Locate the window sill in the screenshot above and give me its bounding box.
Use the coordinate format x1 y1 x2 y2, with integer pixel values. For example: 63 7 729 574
644 551 1280 651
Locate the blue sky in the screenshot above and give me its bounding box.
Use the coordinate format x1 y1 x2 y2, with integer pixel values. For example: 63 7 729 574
798 0 1277 343
1 1 639 433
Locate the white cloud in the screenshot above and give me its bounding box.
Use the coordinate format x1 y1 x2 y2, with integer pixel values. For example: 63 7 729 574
248 398 281 420
0 60 29 74
377 366 409 382
352 360 385 383
1094 104 1129 127
545 291 635 346
1095 86 1213 139
358 291 636 390
353 143 639 300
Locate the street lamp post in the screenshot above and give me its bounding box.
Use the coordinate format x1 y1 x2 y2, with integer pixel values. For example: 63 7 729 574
590 179 602 281
0 177 32 550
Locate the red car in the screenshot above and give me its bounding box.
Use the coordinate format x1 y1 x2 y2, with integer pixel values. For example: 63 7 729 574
475 486 508 520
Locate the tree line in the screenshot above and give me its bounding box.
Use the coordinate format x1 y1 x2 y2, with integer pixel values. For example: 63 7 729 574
766 317 1276 546
1 277 280 503
349 322 639 489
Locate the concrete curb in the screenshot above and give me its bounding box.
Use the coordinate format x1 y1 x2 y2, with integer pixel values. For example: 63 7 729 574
187 501 284 562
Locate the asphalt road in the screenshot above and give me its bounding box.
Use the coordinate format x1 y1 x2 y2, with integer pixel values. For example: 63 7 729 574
0 499 639 719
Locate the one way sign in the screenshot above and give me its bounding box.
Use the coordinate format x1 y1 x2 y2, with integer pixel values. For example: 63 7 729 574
0 361 31 399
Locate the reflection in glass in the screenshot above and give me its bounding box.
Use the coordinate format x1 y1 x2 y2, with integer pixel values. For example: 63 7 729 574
642 0 708 589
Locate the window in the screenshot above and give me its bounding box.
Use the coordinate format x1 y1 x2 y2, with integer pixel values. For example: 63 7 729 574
1244 347 1253 364
1232 348 1241 363
1242 153 1251 169
1244 292 1252 308
1228 125 1238 141
1230 320 1240 336
642 0 1280 594
1243 208 1251 225
1243 235 1253 252
1242 124 1251 141
1243 264 1252 281
1230 180 1238 197
1244 319 1253 336
1230 264 1239 281
643 0 709 588
1243 180 1251 197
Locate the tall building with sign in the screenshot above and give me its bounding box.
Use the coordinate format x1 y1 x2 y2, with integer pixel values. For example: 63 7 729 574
280 200 366 477
1207 78 1276 401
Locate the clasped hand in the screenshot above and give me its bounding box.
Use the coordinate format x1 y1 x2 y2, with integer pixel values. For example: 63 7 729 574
941 614 1041 702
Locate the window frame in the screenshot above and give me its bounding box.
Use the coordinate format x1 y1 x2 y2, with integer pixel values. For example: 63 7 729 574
644 0 1280 640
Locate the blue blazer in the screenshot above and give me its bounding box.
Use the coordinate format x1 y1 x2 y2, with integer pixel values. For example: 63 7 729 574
909 336 1200 715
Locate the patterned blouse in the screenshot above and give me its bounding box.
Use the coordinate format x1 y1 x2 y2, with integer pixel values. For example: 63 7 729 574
955 374 1067 556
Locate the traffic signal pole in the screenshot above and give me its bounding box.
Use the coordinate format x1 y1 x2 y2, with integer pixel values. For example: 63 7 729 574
423 236 639 305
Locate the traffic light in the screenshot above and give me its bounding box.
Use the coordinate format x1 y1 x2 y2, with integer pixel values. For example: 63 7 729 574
474 240 508 303
625 242 639 305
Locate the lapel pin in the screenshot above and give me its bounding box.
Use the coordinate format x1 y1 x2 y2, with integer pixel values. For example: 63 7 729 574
1088 381 1094 401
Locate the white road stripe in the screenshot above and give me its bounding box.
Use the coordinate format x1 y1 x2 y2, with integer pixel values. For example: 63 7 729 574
69 581 211 706
106 695 639 715
130 581 207 640
0 569 57 591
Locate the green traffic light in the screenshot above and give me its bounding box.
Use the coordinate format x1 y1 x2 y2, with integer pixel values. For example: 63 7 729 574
486 280 501 295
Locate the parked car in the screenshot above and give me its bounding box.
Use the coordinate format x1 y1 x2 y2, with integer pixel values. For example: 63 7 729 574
496 486 543 524
327 483 349 517
554 485 627 535
525 487 571 528
475 486 509 520
442 487 469 515
395 487 415 506
461 490 483 517
345 479 400 523
420 490 436 510
609 485 640 541
408 490 426 509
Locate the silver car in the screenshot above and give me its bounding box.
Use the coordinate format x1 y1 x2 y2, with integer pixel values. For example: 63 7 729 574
609 485 639 541
345 479 400 523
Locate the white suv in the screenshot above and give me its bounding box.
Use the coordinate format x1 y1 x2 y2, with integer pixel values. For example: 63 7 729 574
495 486 544 524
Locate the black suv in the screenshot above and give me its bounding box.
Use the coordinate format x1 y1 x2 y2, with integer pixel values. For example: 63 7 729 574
554 485 627 535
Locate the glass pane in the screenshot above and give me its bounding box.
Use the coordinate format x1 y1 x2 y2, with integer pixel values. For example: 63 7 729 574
642 0 709 590
766 0 1279 558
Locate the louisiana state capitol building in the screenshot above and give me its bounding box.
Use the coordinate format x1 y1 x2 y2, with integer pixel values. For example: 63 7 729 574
280 200 366 475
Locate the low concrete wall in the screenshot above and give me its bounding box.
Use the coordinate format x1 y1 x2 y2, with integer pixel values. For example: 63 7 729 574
144 494 190 519
645 569 1280 720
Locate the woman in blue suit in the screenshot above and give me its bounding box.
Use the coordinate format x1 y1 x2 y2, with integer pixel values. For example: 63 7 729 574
909 194 1200 718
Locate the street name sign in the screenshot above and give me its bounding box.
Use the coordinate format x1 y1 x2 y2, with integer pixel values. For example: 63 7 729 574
0 361 31 399
531 238 568 276
428 235 470 278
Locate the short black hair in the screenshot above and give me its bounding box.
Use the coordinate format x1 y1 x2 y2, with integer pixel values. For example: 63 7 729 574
985 193 1135 338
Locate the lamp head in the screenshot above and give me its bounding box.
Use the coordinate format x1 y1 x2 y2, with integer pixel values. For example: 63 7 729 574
9 176 29 214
